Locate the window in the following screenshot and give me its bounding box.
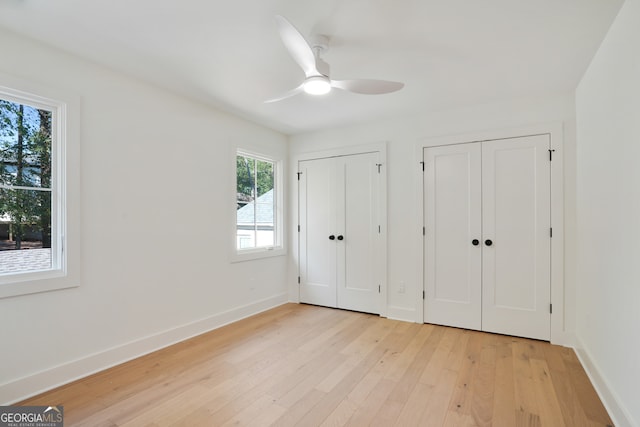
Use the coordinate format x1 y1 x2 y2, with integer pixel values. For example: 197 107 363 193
0 79 79 298
0 97 55 274
235 150 282 257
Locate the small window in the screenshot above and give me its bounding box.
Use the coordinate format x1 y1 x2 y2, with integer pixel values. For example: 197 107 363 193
235 150 283 257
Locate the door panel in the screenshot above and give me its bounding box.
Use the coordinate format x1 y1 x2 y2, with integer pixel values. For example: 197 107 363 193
299 158 337 308
424 143 482 330
337 152 379 313
481 135 551 340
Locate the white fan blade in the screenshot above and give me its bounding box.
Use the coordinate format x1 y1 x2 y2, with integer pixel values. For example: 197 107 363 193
275 15 319 78
332 79 404 94
264 84 304 103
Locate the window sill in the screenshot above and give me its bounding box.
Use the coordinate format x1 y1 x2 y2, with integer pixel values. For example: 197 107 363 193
0 270 78 299
231 247 286 263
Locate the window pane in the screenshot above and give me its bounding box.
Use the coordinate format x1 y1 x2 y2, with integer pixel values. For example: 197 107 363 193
0 188 52 275
255 187 275 247
0 100 52 189
256 160 274 197
236 155 254 209
236 153 276 250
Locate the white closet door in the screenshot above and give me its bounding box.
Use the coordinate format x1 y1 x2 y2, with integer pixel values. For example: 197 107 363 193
424 143 482 330
481 135 551 340
299 153 381 314
299 157 337 308
336 152 380 314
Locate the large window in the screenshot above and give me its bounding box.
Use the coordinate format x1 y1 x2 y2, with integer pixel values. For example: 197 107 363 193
235 151 281 254
0 81 77 298
0 96 56 274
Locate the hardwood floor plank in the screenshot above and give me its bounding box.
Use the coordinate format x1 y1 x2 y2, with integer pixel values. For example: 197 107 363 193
443 411 478 427
530 358 566 427
318 398 359 427
543 345 593 427
443 328 471 372
468 335 497 427
443 330 484 421
296 310 363 354
344 378 397 426
17 304 613 427
270 349 347 408
491 335 517 427
369 324 440 424
512 339 542 425
297 339 389 425
560 348 614 426
338 330 415 425
384 323 434 383
119 385 218 427
270 389 326 427
418 368 459 426
390 326 448 425
394 382 435 426
221 394 287 427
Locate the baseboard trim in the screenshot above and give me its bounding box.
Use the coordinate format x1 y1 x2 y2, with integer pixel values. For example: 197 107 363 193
551 330 576 348
386 306 417 323
574 337 637 427
0 293 288 405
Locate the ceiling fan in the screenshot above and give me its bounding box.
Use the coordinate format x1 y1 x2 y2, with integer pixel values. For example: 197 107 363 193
266 15 404 103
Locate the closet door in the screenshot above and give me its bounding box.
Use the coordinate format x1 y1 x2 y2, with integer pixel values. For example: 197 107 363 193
481 135 551 340
336 152 380 313
298 153 381 315
424 143 482 330
299 157 337 308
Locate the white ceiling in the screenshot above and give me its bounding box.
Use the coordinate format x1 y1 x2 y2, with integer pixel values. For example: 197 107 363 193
0 0 624 134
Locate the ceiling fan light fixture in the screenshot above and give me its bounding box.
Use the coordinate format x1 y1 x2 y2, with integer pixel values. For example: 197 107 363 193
303 76 331 95
267 15 404 102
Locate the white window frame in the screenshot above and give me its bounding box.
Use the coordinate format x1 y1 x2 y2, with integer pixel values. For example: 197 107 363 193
232 149 285 262
0 74 80 298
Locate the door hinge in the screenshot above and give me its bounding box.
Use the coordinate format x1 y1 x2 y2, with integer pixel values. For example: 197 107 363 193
423 290 425 300
376 163 382 173
420 161 425 171
550 303 553 314
550 227 553 238
549 149 555 161
378 285 381 293
378 225 381 233
296 172 302 180
423 226 426 236
298 225 301 232
297 276 301 284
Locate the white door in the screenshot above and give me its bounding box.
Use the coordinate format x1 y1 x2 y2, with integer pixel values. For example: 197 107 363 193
337 153 380 313
299 157 337 308
298 153 381 315
481 135 551 340
424 143 482 330
423 135 551 341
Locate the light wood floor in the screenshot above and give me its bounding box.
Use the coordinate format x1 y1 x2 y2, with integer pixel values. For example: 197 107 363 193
20 303 613 426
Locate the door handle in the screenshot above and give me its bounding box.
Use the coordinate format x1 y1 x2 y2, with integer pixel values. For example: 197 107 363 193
329 235 335 240
485 239 493 246
337 235 344 241
472 239 480 246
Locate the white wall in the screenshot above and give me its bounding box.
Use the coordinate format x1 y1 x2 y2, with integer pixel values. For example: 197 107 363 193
0 28 288 403
575 0 640 425
289 93 577 337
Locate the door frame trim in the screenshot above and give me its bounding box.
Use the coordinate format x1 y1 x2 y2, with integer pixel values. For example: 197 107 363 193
291 142 388 317
416 123 568 345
